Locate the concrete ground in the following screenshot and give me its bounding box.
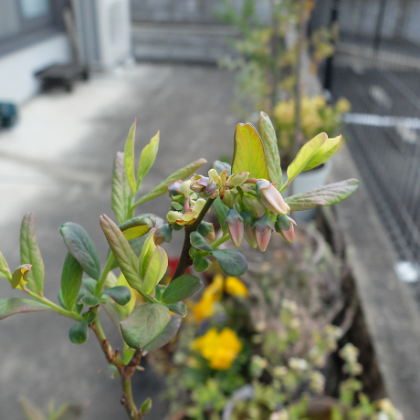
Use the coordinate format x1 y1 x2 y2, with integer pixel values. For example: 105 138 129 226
0 64 236 419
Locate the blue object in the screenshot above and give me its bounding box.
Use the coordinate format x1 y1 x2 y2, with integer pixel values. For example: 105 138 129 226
0 102 18 128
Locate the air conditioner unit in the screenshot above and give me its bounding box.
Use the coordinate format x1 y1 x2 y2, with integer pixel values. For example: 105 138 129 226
72 0 132 71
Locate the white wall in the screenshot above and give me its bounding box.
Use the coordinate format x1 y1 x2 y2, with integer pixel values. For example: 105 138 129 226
0 34 70 105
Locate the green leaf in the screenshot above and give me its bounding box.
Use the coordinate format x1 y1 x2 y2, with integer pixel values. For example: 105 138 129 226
284 132 326 190
0 251 11 280
211 249 248 276
103 286 131 306
61 253 84 311
0 298 51 320
81 295 101 307
100 214 142 292
111 151 131 224
120 303 171 350
258 112 283 188
162 274 204 304
124 120 137 193
59 222 100 280
134 158 207 206
305 135 341 171
110 233 150 270
20 213 45 294
285 179 359 211
138 131 159 183
82 277 97 294
213 197 229 234
11 264 32 289
144 316 181 351
190 232 212 251
141 245 168 296
232 123 269 179
165 301 187 317
19 396 46 420
193 256 211 272
119 215 155 241
139 397 153 416
69 321 88 344
82 310 97 324
103 300 127 328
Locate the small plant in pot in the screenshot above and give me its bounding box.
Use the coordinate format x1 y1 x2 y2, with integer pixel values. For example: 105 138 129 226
217 0 351 219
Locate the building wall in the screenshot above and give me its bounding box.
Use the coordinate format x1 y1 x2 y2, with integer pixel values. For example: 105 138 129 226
0 33 70 105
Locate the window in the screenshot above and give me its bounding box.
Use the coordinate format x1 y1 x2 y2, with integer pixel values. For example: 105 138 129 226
0 0 63 55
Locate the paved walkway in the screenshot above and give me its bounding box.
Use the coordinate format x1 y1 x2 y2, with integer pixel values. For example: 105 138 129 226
0 64 236 419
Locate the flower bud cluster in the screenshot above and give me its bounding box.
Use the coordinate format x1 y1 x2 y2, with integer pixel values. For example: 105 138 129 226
165 161 297 252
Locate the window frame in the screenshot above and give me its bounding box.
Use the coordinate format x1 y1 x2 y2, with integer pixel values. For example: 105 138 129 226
0 0 65 57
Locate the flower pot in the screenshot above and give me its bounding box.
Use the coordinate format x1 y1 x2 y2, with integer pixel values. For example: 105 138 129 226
282 160 332 222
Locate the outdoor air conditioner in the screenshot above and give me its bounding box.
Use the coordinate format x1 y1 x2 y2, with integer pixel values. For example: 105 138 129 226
72 0 132 71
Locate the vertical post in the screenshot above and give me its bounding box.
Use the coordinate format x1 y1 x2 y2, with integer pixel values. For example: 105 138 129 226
323 0 340 94
373 0 387 53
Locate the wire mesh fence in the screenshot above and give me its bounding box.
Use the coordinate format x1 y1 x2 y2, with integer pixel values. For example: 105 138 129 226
312 0 420 284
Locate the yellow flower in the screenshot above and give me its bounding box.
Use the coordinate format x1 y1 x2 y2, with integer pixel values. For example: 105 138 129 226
311 95 326 110
225 277 248 297
193 275 224 322
336 97 351 114
191 327 242 370
274 100 294 125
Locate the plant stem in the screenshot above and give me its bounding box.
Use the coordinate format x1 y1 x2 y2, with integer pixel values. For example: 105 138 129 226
121 376 140 420
23 288 83 322
171 197 215 281
94 252 115 296
211 233 230 249
91 318 141 420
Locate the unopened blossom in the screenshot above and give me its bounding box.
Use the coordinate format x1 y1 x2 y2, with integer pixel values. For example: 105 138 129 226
256 180 290 215
241 210 258 248
228 171 249 187
226 209 244 247
275 214 296 243
253 215 275 252
190 175 217 198
154 224 173 245
167 198 206 226
167 180 183 197
197 221 215 241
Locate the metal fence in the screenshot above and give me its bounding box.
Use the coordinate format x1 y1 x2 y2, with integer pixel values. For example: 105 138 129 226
313 0 420 282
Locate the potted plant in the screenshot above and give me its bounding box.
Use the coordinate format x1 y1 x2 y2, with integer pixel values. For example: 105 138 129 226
217 0 351 219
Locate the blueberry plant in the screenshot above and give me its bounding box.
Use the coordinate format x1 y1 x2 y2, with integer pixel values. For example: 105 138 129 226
0 112 358 419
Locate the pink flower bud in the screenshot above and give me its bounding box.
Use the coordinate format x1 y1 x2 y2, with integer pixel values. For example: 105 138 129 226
275 215 296 243
256 181 289 215
168 180 183 197
253 215 275 252
226 209 244 247
241 210 258 248
190 175 217 198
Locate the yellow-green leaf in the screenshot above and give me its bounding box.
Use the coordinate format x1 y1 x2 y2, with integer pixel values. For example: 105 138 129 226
20 213 45 294
258 112 283 188
139 232 156 280
138 131 159 184
11 264 32 289
0 252 11 281
112 151 131 224
284 132 326 191
305 135 341 171
141 246 168 296
124 120 137 193
232 123 269 179
134 158 207 207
